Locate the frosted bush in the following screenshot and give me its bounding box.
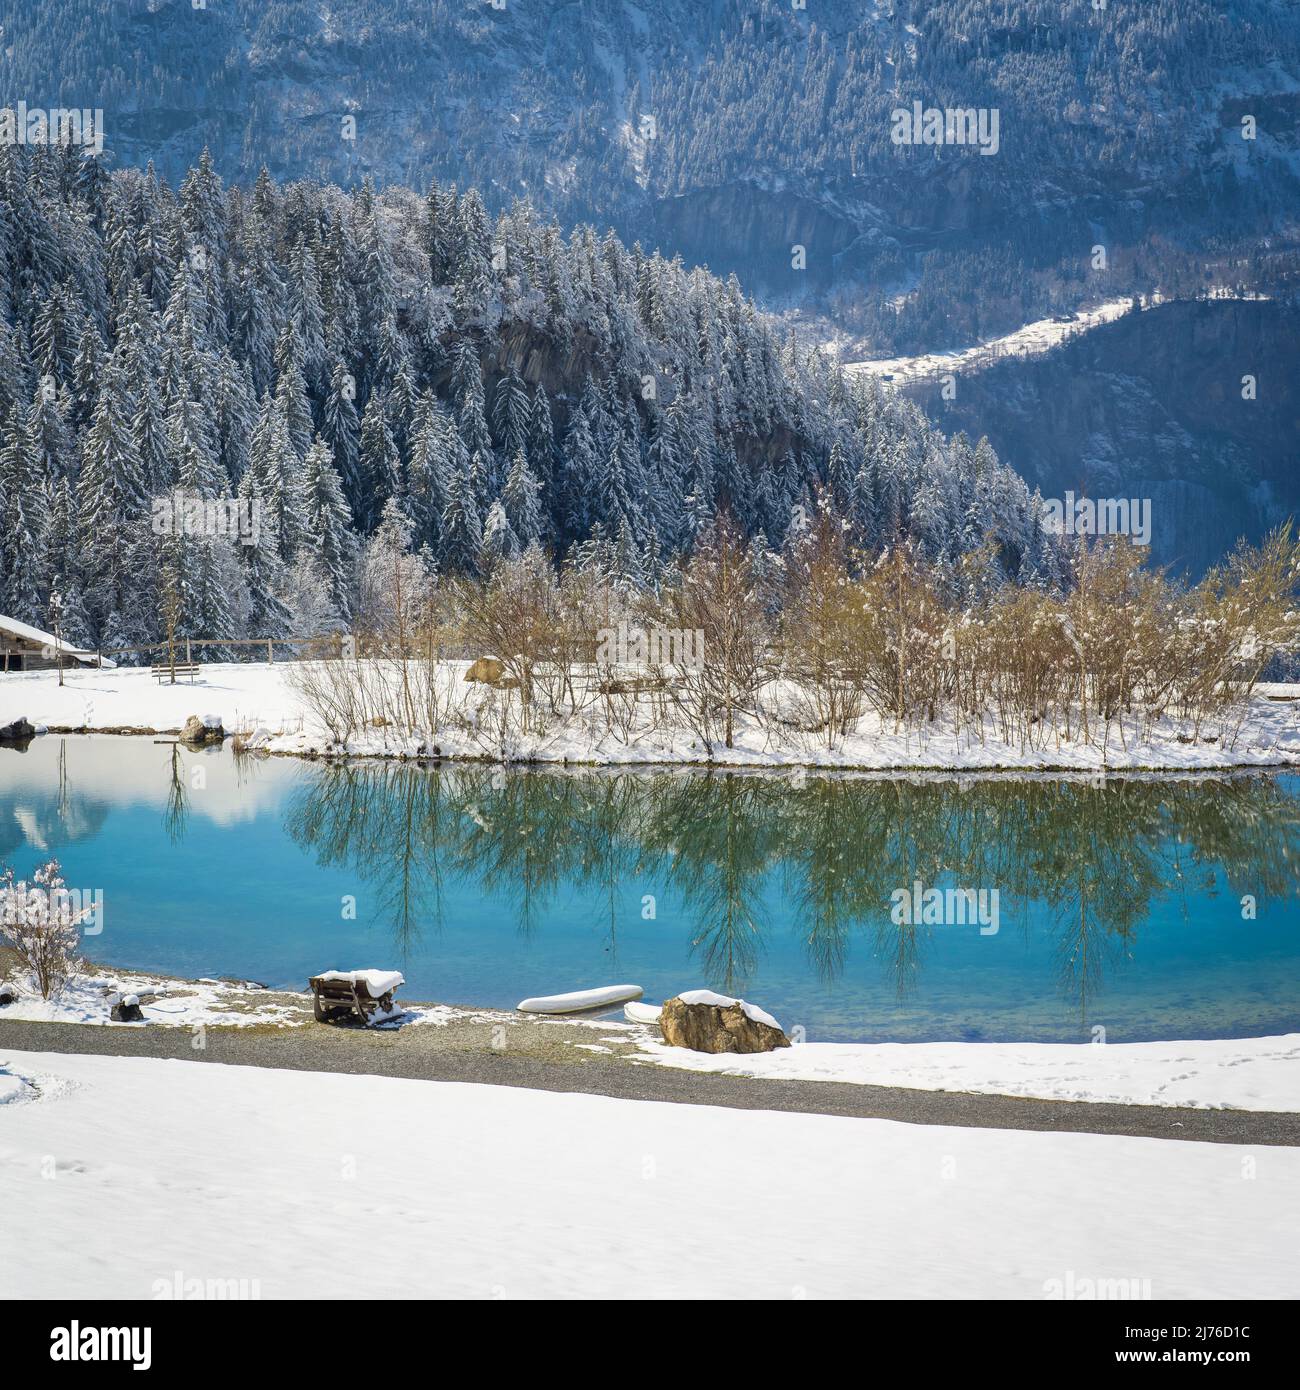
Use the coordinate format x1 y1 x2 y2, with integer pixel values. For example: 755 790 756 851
0 859 91 1001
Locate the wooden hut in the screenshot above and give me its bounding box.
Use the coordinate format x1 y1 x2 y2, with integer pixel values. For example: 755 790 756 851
0 615 116 672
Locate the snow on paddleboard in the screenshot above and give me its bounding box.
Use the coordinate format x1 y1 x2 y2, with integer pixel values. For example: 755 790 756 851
516 985 643 1015
624 1001 663 1024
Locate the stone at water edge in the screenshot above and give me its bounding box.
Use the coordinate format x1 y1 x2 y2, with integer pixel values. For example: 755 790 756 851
659 991 791 1054
108 991 145 1023
180 714 225 745
0 716 36 742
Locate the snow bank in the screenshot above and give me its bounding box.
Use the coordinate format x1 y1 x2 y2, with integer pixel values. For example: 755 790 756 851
3 1048 1296 1298
0 663 305 737
0 1066 34 1105
632 1034 1300 1112
517 984 642 1013
4 663 1298 772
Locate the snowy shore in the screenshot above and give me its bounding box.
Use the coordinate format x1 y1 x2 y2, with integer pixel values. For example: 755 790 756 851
2 663 1298 773
2 954 1296 1113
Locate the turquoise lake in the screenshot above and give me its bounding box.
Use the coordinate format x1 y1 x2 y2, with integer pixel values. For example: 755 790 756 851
1 735 1297 1043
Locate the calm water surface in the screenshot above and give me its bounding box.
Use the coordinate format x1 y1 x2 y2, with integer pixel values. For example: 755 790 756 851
1 736 1297 1042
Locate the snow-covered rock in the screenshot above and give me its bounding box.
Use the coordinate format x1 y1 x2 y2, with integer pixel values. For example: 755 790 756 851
660 990 789 1053
180 714 225 745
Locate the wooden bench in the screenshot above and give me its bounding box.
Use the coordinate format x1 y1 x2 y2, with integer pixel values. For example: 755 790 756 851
309 971 404 1026
151 662 201 683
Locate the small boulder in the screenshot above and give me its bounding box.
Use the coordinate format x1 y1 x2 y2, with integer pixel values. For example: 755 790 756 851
659 990 790 1054
180 714 224 745
0 716 36 742
0 981 17 1005
108 991 144 1023
464 657 506 686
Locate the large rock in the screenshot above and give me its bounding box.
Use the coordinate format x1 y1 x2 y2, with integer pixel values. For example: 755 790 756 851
0 716 36 742
464 657 506 685
659 990 790 1054
180 714 225 745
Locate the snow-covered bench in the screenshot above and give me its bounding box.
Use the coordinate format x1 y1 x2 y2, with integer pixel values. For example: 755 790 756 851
308 970 404 1026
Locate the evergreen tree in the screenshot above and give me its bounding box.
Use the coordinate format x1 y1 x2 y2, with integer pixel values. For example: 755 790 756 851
0 407 46 622
501 448 542 550
407 395 451 555
492 367 529 463
358 394 401 531
322 360 362 522
440 452 483 575
480 499 517 569
300 436 355 621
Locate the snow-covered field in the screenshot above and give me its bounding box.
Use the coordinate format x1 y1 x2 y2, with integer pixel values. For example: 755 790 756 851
3 1049 1297 1299
843 298 1140 385
630 1034 1300 1113
840 291 1269 387
3 663 1298 772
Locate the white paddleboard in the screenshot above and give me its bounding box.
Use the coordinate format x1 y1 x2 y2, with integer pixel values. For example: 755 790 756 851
624 1000 663 1024
516 984 643 1015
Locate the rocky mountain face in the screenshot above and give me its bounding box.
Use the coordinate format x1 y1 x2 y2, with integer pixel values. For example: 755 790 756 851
908 300 1300 577
3 0 1297 351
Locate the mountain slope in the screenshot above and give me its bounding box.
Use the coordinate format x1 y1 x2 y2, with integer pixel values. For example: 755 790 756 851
0 147 1058 650
905 298 1300 576
3 0 1297 351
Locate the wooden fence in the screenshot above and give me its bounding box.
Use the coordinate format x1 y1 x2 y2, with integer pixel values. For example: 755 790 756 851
91 634 347 669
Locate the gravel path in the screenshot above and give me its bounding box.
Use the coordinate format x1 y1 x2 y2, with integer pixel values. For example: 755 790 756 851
3 1013 1297 1146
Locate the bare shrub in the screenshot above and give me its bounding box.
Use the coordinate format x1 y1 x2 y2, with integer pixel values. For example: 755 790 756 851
652 516 772 750
778 507 864 746
0 860 89 1000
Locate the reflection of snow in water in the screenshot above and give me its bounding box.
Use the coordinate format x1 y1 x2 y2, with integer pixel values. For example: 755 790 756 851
0 734 295 851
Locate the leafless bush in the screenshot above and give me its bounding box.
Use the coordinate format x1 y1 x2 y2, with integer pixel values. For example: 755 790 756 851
285 521 1300 758
651 517 772 750
0 860 89 1000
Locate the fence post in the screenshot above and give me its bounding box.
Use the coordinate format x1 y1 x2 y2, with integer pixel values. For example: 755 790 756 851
186 637 192 664
267 637 273 666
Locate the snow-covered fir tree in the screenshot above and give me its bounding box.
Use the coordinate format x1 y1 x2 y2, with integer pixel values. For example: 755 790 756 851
0 147 1063 655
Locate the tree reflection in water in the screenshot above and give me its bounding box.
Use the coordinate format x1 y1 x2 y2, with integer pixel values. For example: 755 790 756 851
284 764 1300 1016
